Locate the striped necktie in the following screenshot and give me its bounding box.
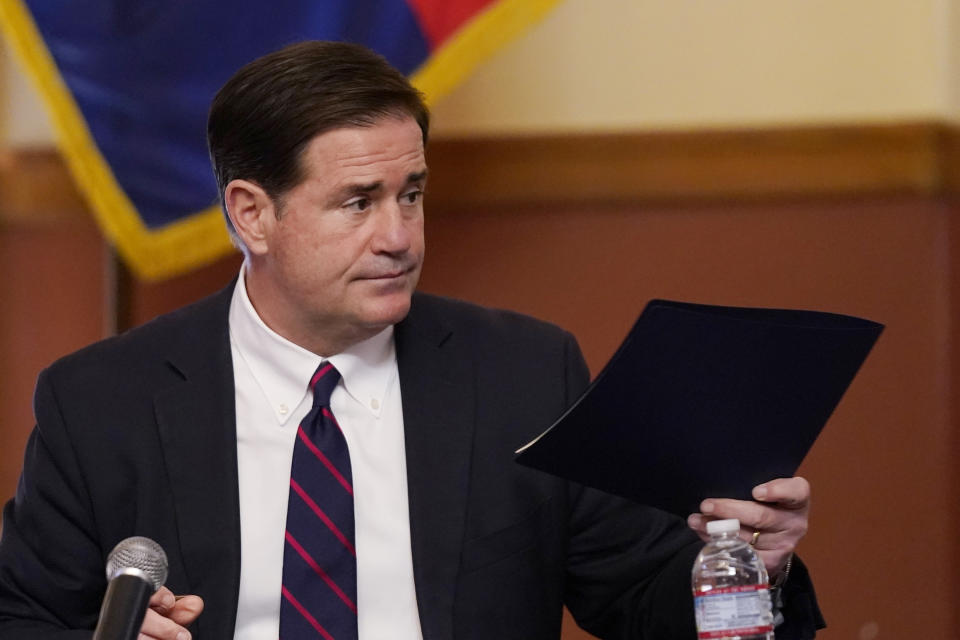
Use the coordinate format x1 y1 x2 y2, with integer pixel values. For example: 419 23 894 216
279 362 358 640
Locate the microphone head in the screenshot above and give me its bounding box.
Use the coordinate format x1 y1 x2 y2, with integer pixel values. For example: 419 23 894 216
105 536 168 592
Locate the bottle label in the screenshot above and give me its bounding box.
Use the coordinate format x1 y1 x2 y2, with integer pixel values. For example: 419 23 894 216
694 584 773 639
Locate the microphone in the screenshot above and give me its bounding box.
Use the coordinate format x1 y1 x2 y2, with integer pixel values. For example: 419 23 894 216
92 536 169 640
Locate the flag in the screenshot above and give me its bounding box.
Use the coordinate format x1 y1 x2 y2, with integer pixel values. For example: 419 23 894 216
0 0 560 280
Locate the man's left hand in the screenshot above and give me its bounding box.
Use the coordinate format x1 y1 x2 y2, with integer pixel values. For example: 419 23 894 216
687 476 810 580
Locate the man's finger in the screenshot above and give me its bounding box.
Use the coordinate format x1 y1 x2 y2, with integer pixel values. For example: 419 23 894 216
687 513 710 541
168 596 204 626
700 498 780 532
138 607 191 640
752 476 811 507
148 586 176 616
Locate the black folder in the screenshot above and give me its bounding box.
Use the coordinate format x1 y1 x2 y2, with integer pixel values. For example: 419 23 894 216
515 300 883 517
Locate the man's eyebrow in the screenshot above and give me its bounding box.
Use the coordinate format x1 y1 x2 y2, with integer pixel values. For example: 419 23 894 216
407 170 428 184
338 169 426 194
328 181 382 206
345 181 383 195
329 170 428 206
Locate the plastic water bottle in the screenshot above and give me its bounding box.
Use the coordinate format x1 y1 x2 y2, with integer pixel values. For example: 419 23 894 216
692 518 774 640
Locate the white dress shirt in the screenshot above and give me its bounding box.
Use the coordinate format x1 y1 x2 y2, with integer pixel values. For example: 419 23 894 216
229 271 423 640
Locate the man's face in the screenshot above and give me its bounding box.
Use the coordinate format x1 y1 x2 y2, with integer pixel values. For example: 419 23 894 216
243 115 426 353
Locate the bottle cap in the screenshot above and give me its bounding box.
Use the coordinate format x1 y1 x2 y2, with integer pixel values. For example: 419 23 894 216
705 518 740 535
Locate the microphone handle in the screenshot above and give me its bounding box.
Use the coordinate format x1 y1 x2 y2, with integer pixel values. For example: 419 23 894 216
92 572 154 640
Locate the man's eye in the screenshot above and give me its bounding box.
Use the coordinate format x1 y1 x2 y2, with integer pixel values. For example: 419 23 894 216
401 189 423 205
345 197 370 211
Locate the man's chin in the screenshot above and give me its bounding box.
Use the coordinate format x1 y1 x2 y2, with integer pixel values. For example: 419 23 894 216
358 293 413 329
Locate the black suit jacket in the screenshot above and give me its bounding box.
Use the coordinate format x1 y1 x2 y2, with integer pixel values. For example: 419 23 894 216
0 287 822 639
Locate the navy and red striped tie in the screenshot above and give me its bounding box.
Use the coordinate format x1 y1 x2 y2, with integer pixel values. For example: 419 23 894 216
279 363 358 640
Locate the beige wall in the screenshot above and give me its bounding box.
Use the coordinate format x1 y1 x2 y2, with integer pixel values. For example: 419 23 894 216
432 0 948 135
0 43 49 145
947 0 960 116
2 0 958 143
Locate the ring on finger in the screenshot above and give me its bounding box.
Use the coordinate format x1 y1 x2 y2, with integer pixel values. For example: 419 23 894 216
750 530 760 546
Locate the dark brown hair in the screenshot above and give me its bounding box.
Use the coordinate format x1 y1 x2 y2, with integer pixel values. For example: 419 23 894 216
207 41 429 230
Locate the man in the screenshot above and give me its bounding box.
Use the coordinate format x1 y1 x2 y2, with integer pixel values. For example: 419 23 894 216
0 42 822 639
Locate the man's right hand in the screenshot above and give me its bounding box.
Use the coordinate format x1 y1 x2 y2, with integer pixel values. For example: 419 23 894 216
138 586 204 640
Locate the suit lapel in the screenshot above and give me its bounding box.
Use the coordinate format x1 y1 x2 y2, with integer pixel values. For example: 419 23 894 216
154 288 241 639
396 295 475 640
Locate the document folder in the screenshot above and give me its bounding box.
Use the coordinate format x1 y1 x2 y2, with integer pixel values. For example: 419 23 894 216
516 300 883 517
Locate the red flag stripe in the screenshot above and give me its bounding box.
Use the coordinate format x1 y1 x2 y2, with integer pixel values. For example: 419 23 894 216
297 427 353 495
406 0 496 47
285 531 358 614
281 585 337 640
290 478 356 556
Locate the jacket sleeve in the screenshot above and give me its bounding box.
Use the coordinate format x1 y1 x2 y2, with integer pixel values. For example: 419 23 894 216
774 556 826 639
0 368 103 639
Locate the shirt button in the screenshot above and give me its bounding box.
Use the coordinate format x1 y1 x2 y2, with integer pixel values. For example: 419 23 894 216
370 398 380 411
279 403 289 415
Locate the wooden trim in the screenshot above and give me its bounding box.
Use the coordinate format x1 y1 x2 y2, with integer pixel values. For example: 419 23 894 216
2 121 959 226
425 121 951 211
936 125 960 194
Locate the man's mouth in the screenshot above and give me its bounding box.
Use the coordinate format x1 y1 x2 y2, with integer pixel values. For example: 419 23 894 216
362 266 412 280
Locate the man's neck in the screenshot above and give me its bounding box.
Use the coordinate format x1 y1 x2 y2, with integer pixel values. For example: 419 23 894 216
241 266 384 357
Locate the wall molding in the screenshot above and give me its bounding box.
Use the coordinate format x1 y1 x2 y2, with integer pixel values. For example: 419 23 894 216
425 121 957 211
2 120 959 225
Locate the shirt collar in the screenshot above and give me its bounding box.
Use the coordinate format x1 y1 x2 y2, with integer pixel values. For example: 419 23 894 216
228 268 396 425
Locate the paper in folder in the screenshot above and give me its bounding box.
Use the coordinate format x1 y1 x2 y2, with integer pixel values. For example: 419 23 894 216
515 300 883 517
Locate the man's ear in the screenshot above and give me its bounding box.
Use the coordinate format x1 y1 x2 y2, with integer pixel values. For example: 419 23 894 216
224 179 277 255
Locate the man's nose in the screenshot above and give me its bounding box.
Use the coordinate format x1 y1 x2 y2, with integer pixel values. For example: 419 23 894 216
371 203 415 254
